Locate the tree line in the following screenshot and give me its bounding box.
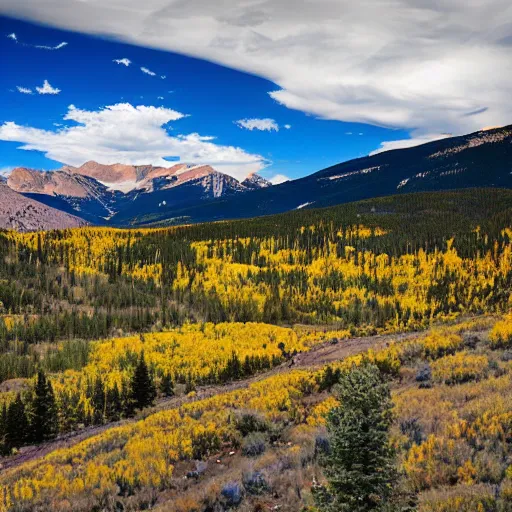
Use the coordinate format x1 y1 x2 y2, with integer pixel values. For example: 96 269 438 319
0 354 158 455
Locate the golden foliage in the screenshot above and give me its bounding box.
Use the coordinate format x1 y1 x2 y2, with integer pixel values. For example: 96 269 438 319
489 314 512 349
431 352 489 385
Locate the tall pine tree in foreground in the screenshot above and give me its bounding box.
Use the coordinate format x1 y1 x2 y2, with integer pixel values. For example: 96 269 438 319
130 352 156 411
314 364 400 512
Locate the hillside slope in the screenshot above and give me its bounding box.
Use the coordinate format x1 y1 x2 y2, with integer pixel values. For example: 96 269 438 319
8 167 119 224
0 183 87 231
127 125 512 227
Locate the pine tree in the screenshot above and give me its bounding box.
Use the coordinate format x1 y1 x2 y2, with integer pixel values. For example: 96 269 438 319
159 373 175 397
91 377 106 425
314 364 398 512
185 373 196 394
6 394 30 450
29 370 58 443
0 402 7 455
105 383 122 422
130 352 156 410
121 378 133 417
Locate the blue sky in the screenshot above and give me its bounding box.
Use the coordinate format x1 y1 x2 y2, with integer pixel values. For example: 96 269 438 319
0 15 411 182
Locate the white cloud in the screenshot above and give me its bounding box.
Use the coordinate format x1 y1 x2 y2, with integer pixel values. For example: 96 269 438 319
113 58 131 66
35 80 61 95
16 86 33 94
7 31 66 49
269 173 290 184
0 102 266 181
370 134 452 155
140 66 156 76
34 42 68 50
157 96 164 99
284 124 291 130
3 0 511 142
235 118 279 132
161 75 166 79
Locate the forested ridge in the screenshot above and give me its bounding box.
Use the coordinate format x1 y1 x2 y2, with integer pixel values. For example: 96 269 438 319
1 188 512 511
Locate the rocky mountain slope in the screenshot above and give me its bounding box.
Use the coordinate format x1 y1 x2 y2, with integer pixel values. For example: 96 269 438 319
6 163 272 225
8 167 119 223
0 183 87 231
241 173 272 190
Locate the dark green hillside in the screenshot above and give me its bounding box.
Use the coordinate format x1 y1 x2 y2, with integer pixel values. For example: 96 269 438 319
113 125 512 227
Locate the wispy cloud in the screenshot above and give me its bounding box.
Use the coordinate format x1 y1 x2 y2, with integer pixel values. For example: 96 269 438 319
113 58 131 66
0 103 267 181
284 124 291 130
35 42 68 50
161 75 166 80
16 86 33 95
140 66 156 76
235 118 279 132
35 80 61 95
7 31 67 50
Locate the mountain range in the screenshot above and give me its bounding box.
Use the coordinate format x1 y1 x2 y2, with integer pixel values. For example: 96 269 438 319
5 162 272 226
1 124 512 230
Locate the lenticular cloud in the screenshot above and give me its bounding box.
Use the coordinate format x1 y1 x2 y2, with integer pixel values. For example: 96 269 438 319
1 0 512 149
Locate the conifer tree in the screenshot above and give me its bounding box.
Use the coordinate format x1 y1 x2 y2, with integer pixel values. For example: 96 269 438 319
30 370 58 443
159 373 175 397
6 394 29 450
0 402 7 455
91 377 106 425
130 352 156 410
121 378 133 417
105 382 122 422
314 364 397 512
185 372 196 394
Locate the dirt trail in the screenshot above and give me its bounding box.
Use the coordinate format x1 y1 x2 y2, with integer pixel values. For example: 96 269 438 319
0 330 418 473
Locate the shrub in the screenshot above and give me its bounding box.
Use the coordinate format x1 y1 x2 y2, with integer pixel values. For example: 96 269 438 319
431 352 489 385
192 430 222 459
415 364 432 383
419 483 497 512
489 317 512 349
463 334 479 350
400 417 424 448
234 410 268 437
422 333 463 360
242 432 267 457
221 482 243 506
314 434 330 457
243 471 269 495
